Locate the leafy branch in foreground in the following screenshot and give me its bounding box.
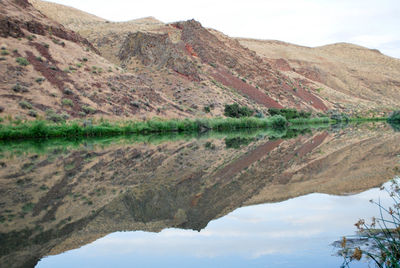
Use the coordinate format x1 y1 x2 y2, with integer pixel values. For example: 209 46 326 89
336 179 400 268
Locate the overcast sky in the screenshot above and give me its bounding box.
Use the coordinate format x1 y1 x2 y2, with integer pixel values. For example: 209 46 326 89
47 0 400 58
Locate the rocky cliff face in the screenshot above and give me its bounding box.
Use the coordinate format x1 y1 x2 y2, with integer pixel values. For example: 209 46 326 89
118 31 200 81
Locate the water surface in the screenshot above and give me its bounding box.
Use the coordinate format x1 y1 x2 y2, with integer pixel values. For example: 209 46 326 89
0 123 399 267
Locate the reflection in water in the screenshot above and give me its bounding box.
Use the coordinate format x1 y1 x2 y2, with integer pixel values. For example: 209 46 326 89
37 189 392 268
0 123 399 267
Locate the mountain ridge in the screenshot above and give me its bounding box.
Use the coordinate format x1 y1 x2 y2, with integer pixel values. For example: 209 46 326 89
0 0 397 123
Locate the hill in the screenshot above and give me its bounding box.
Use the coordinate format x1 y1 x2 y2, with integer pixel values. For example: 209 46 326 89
5 0 400 123
27 0 400 120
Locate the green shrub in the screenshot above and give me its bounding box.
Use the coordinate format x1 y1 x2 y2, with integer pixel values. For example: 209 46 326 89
225 137 255 149
330 113 350 122
35 77 45 84
16 57 29 66
22 203 35 212
45 109 69 123
12 83 28 93
26 35 35 41
204 141 216 150
61 99 73 107
28 110 37 117
388 110 400 123
1 50 9 56
19 101 32 109
270 115 287 129
224 103 254 118
82 105 96 114
204 106 211 113
63 88 73 95
268 108 311 120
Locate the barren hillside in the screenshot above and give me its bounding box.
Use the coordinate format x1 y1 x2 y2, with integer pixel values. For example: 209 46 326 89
238 38 400 116
1 0 398 122
28 0 400 119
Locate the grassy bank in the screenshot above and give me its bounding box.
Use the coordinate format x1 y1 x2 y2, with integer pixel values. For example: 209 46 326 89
0 115 387 140
0 116 287 140
0 124 332 155
288 117 332 125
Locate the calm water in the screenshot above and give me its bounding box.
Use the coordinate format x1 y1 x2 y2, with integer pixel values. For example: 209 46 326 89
0 123 399 268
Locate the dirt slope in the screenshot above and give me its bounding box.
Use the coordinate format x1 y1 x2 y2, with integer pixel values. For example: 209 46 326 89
238 38 400 116
0 0 200 122
2 0 398 121
29 0 400 118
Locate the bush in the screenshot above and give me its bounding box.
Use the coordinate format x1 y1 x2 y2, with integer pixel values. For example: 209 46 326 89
270 115 287 129
35 77 45 84
16 57 29 66
330 113 350 122
224 103 254 118
63 88 73 95
12 83 28 93
204 141 216 150
61 99 73 107
28 110 37 117
82 105 96 114
19 101 32 109
268 108 311 119
204 106 211 113
45 109 69 123
388 111 400 123
225 137 255 149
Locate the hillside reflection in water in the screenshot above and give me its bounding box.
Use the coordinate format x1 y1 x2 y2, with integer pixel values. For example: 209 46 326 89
0 122 399 268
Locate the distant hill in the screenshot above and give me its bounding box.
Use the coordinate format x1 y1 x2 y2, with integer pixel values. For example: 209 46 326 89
0 0 399 122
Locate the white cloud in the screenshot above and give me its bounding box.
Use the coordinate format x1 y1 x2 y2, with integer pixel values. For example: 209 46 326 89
45 0 400 58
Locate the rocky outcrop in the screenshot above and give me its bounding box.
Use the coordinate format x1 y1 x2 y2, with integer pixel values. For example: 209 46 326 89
118 31 200 81
0 0 98 53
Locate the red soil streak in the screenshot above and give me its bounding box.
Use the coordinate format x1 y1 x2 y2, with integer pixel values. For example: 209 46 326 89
214 139 283 182
25 50 70 91
30 42 57 64
185 43 197 57
292 85 328 111
296 68 324 84
271 58 292 72
294 132 329 158
173 70 199 82
282 132 329 163
211 68 283 108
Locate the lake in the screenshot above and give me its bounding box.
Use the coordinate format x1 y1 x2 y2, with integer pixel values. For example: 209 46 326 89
0 122 399 267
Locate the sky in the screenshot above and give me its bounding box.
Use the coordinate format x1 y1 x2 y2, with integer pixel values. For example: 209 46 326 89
37 189 390 268
46 0 400 58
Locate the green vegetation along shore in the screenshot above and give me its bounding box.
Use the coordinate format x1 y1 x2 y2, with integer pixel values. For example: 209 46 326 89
0 114 388 141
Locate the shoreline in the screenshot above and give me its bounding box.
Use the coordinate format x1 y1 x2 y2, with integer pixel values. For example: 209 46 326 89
0 116 388 141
